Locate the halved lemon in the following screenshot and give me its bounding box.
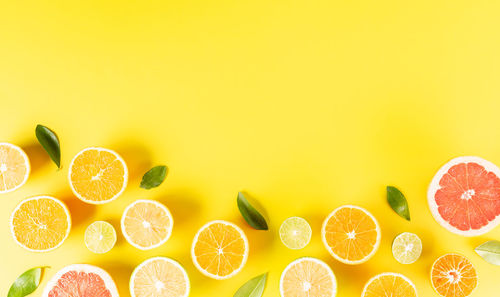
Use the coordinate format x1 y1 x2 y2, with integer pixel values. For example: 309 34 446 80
10 196 71 252
191 220 249 280
279 216 312 250
0 143 30 193
362 272 417 297
280 257 337 297
322 205 381 264
392 232 422 264
121 199 173 250
84 221 117 254
68 147 128 204
130 257 190 297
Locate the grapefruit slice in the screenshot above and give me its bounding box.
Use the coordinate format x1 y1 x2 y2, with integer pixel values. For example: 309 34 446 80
42 264 119 297
0 142 30 193
428 156 500 236
321 205 381 264
430 253 477 297
130 257 190 297
280 257 337 297
361 272 417 297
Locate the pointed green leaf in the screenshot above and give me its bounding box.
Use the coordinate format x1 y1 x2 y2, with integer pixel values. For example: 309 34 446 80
475 240 500 265
387 186 410 221
35 125 61 168
8 267 48 297
234 273 267 297
140 165 168 189
237 192 268 230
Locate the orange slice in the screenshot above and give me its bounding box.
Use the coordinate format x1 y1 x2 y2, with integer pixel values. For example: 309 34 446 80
130 257 190 297
121 200 173 250
10 196 71 252
191 220 249 280
68 147 128 204
280 257 337 297
322 205 381 264
431 253 477 297
362 273 417 297
0 142 30 193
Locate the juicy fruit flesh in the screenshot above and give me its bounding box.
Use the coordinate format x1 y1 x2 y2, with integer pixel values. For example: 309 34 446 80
12 198 69 250
85 221 116 254
193 222 247 278
431 254 477 297
435 162 500 232
323 207 379 263
0 144 28 192
279 217 312 249
392 233 422 264
362 274 417 297
47 271 113 297
70 149 126 203
132 259 188 297
281 259 335 297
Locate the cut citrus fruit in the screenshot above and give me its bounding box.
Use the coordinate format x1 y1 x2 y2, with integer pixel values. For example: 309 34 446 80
130 257 190 297
0 142 30 193
69 147 128 204
191 220 249 280
121 199 173 250
84 221 117 254
10 196 71 252
321 205 381 264
428 156 500 236
279 216 312 250
431 253 477 297
362 272 417 297
280 257 337 297
42 264 119 297
392 232 422 264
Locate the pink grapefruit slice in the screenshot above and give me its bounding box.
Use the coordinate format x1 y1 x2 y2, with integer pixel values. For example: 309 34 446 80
428 156 500 236
42 264 119 297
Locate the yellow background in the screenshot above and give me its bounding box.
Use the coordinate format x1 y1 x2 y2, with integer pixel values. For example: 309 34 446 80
1 1 499 296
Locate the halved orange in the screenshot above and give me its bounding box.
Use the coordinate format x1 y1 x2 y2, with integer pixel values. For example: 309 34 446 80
280 257 337 297
0 142 30 193
191 220 248 280
69 147 128 204
431 253 477 297
322 205 381 264
362 273 417 297
10 196 71 252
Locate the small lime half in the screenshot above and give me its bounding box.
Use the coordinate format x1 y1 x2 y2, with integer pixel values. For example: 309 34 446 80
279 216 312 250
84 221 117 254
392 232 422 264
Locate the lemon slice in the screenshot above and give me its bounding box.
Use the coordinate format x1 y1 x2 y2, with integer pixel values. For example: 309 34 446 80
84 221 117 254
391 232 422 264
279 216 312 250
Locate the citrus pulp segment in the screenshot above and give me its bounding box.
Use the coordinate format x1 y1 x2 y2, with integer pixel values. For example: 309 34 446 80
42 264 119 297
10 196 71 252
130 257 190 297
361 272 417 297
428 156 500 236
279 216 312 250
84 221 117 254
191 220 249 280
121 199 173 250
430 253 477 297
69 147 128 204
0 142 30 193
321 205 381 264
392 232 422 264
279 257 337 297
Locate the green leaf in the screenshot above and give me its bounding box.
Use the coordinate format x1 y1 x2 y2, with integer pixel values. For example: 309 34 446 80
35 125 61 168
386 186 410 221
234 273 267 297
475 240 500 265
8 267 48 297
140 165 168 189
237 192 268 230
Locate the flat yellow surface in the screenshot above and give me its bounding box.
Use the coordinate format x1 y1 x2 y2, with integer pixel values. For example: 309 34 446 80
1 1 499 296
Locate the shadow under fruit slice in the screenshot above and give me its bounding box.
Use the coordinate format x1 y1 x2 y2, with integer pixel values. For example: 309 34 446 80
10 196 71 252
362 273 417 297
280 257 336 297
0 142 30 193
431 253 477 297
42 264 119 297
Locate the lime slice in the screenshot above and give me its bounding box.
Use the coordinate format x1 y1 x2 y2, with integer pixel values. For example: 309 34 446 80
279 217 312 250
392 232 422 264
84 221 117 254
